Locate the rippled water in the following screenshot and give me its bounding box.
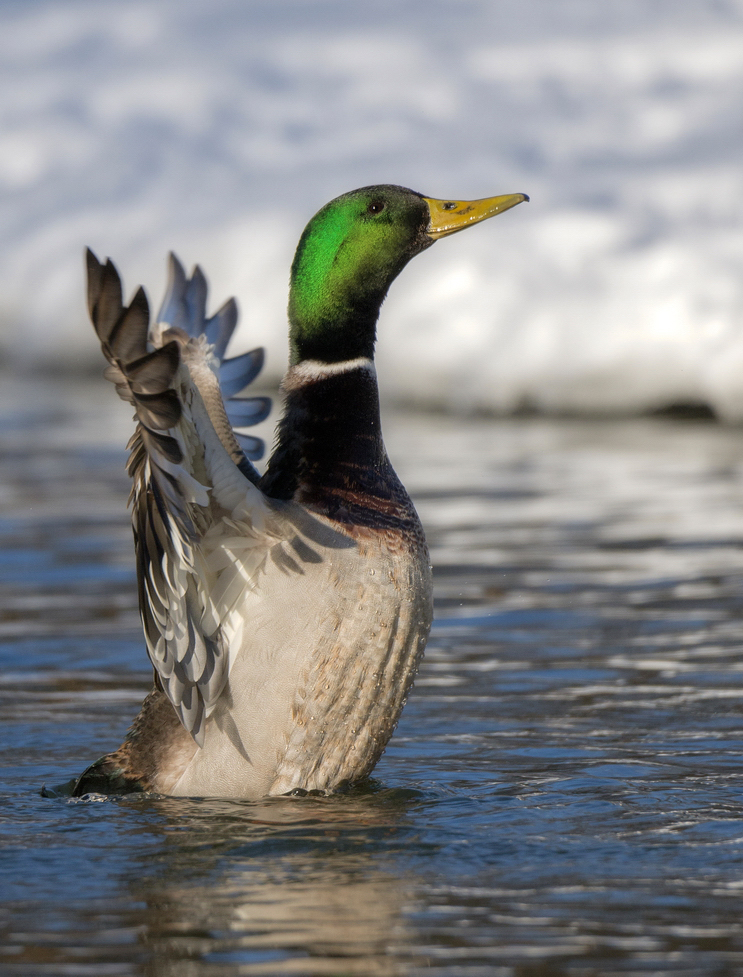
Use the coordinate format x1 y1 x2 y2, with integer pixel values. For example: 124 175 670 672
3 376 743 976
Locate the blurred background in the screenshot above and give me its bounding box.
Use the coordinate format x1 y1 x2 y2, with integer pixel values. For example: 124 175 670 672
2 0 743 417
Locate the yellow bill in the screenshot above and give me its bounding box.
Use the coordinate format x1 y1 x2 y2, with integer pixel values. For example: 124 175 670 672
424 193 529 239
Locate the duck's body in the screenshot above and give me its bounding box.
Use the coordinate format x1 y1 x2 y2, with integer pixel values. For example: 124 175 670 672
75 185 527 799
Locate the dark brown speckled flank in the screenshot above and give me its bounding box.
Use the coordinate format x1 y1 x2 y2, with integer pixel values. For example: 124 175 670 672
73 684 196 795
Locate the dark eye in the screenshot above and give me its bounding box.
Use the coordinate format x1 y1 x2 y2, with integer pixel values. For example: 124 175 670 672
368 200 385 214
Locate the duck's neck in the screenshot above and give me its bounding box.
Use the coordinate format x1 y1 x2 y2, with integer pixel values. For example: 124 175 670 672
260 358 414 531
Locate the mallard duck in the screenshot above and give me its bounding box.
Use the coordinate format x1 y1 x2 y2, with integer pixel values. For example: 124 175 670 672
74 185 528 798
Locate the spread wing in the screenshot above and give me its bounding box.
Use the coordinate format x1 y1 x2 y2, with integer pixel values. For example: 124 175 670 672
86 249 277 745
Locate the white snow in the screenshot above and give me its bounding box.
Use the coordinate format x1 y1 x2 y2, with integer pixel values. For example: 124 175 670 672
2 0 743 416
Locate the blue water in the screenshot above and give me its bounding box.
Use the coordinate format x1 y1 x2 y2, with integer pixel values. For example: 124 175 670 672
2 377 743 975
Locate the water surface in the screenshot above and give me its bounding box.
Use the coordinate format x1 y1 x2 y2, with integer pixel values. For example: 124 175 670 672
2 377 743 975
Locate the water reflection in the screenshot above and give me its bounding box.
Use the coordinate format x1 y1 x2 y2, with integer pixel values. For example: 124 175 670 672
114 792 421 975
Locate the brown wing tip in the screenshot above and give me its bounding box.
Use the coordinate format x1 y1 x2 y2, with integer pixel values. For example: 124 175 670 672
85 248 103 320
86 251 181 429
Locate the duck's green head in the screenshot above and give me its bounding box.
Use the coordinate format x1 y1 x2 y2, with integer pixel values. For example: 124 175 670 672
288 184 528 365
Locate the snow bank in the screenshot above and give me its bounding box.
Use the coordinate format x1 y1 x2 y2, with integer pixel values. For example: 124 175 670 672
2 0 743 416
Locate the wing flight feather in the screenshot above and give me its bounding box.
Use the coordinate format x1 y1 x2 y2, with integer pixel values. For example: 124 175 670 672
86 249 276 745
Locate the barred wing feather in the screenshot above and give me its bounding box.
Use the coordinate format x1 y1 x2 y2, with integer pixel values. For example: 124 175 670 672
86 249 277 745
